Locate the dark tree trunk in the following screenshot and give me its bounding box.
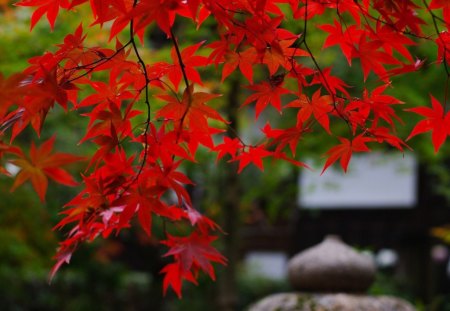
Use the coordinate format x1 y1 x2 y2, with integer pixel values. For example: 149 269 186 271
217 77 241 311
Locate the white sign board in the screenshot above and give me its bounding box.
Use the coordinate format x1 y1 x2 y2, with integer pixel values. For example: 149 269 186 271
299 153 417 209
244 251 288 280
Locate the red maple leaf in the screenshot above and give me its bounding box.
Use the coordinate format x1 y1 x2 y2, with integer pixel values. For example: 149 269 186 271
353 85 404 128
369 126 410 151
81 101 141 145
381 59 424 80
128 0 189 37
220 48 257 83
235 145 272 173
286 89 333 133
10 136 84 201
294 1 327 20
322 134 373 174
430 0 450 23
356 36 400 81
16 0 73 29
90 0 129 36
262 33 307 75
407 95 450 152
263 122 306 156
436 31 450 64
156 85 226 134
160 262 197 298
142 122 192 165
161 232 227 296
213 137 243 161
243 81 291 118
0 73 27 118
117 188 165 236
310 67 351 98
371 23 416 62
319 20 363 65
152 42 209 91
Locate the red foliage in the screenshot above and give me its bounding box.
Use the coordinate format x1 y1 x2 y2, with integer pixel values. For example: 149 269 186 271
407 95 450 152
1 0 450 296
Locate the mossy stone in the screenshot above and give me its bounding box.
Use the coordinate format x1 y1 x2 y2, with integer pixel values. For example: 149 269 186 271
287 235 376 292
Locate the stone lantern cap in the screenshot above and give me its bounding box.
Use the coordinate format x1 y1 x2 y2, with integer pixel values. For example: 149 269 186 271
248 235 416 311
288 235 376 292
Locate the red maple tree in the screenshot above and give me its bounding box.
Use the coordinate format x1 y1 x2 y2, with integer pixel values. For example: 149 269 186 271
1 0 450 297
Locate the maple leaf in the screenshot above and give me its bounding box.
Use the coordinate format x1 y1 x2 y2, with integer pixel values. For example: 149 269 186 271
381 59 424 80
49 244 74 282
152 42 209 91
142 122 192 165
236 145 272 173
335 0 361 24
310 67 351 98
334 98 370 133
352 85 404 128
56 24 96 69
163 232 226 275
220 48 257 83
148 159 194 206
407 95 450 152
286 90 333 133
391 1 426 35
77 78 135 108
161 232 227 296
0 73 27 118
114 180 180 237
213 136 243 161
243 81 291 118
288 63 315 93
89 0 128 30
356 36 400 81
177 125 224 160
6 67 70 139
294 1 327 20
241 15 284 52
127 0 189 37
16 0 72 29
160 262 197 298
436 31 450 64
262 123 306 156
371 23 415 62
183 205 221 233
207 33 258 83
81 101 141 145
262 34 307 75
372 0 425 35
10 137 84 201
319 20 363 65
156 85 226 133
430 0 450 24
369 126 410 151
54 175 111 231
322 134 373 174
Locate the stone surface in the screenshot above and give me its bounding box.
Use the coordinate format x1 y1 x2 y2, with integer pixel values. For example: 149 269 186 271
288 235 376 292
247 293 416 311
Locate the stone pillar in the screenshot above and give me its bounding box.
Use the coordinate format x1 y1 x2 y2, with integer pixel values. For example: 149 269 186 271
248 235 416 311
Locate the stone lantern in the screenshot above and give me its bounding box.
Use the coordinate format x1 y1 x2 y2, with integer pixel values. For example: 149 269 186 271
248 235 416 311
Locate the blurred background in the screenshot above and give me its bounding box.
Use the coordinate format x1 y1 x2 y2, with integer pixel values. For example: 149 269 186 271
1 2 450 310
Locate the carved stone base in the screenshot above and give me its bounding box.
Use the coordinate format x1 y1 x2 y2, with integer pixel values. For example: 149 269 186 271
248 293 416 311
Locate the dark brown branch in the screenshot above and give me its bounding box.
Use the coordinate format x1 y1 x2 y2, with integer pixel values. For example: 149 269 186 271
125 0 152 189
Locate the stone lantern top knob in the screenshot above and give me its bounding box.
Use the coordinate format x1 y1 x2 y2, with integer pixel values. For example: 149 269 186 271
287 235 376 292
